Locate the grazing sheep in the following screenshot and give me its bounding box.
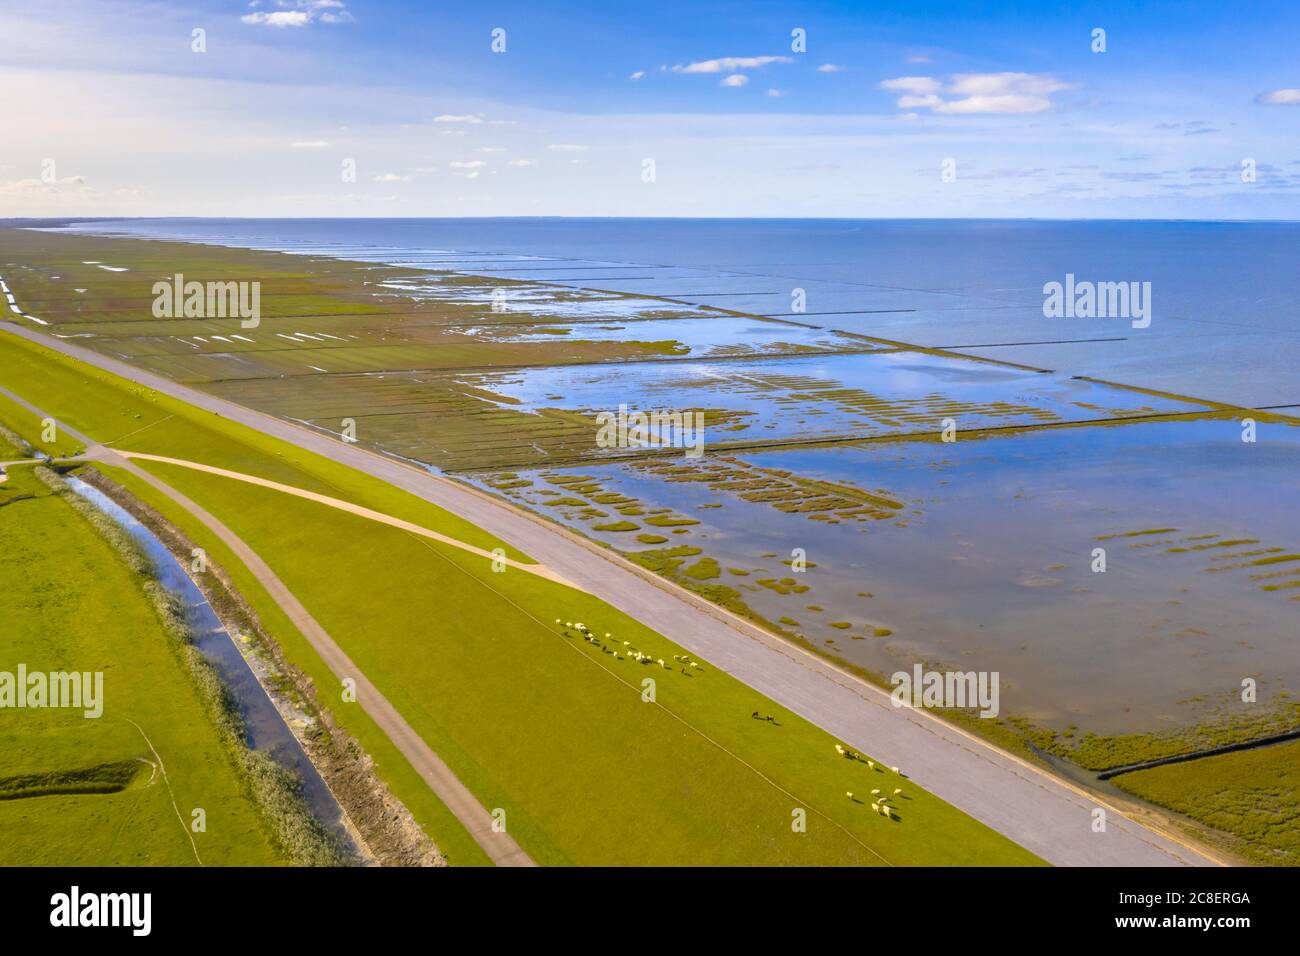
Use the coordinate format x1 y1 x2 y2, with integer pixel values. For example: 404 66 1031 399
891 766 900 774
871 803 879 812
894 788 903 796
554 618 561 624
689 662 699 669
867 760 874 769
871 788 880 795
835 744 845 755
846 792 854 800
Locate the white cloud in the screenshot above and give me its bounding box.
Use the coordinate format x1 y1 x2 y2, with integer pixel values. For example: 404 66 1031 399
508 159 537 167
371 172 410 182
948 72 1068 97
880 76 942 95
434 113 484 124
477 146 506 153
721 74 748 88
290 139 330 148
243 11 310 27
546 143 588 151
906 54 931 64
629 70 645 81
672 56 792 74
935 94 1050 114
880 72 1071 114
766 88 784 98
464 170 480 179
1256 88 1300 105
241 1 351 28
449 160 486 169
817 64 845 73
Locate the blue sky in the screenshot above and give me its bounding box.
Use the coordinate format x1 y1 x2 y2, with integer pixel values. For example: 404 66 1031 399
2 0 1298 217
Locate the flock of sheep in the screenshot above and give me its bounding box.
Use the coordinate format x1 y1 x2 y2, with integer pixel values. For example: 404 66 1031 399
556 619 702 673
837 744 905 819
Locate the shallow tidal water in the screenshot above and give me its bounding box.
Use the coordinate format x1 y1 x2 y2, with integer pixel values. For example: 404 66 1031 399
470 417 1300 735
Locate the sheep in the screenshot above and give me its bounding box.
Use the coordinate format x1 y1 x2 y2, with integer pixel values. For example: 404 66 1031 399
870 803 879 813
835 744 845 755
846 792 854 800
893 788 903 796
689 662 699 669
871 788 880 795
867 760 875 769
891 766 901 774
554 618 561 625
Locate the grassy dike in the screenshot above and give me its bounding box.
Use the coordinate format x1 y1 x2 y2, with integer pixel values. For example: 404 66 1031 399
0 465 285 865
84 462 488 867
0 325 1041 866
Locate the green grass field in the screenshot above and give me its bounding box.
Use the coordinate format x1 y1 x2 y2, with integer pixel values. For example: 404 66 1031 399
0 319 1042 866
1115 742 1300 866
0 466 283 866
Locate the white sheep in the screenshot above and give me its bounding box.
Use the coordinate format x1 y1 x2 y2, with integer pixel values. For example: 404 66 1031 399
867 760 875 769
893 788 903 796
835 744 845 755
891 766 900 774
871 788 880 795
846 792 854 800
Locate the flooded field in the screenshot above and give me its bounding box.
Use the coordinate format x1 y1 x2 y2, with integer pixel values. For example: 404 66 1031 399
467 416 1300 736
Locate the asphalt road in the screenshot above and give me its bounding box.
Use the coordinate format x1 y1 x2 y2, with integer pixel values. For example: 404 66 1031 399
1 320 1219 867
